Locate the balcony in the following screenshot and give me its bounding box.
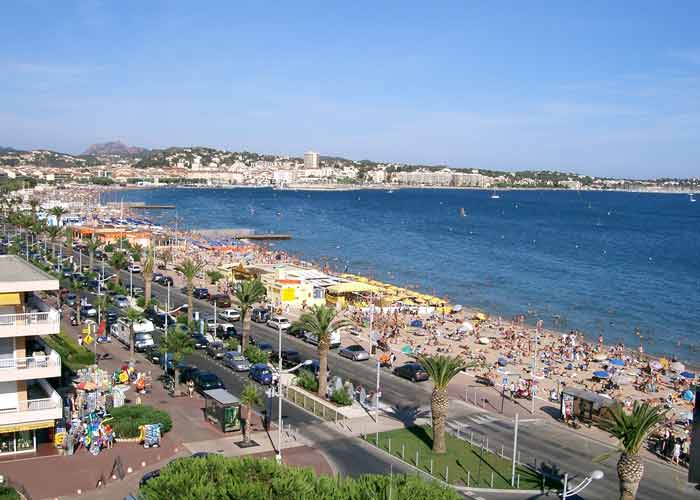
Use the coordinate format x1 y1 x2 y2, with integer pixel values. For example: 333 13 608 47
0 349 61 382
0 379 62 426
0 296 61 338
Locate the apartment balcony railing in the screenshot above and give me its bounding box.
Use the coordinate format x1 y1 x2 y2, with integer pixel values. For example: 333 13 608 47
0 379 63 426
0 349 61 382
0 296 60 338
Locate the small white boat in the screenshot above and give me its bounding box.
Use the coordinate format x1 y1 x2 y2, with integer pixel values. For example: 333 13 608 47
490 190 500 199
690 193 697 203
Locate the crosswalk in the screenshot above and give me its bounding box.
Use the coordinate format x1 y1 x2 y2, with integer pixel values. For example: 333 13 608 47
468 413 501 425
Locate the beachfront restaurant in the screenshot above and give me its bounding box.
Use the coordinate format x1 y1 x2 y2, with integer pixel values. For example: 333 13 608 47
260 268 325 308
73 227 154 248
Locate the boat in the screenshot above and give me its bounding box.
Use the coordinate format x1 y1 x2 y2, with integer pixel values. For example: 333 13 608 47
490 190 500 199
690 193 697 203
459 207 466 217
387 190 394 194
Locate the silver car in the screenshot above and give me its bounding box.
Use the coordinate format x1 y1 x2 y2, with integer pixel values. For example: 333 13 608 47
223 351 250 371
114 295 130 308
339 344 370 361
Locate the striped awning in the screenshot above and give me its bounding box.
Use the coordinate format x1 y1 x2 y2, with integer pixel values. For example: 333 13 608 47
0 293 21 306
0 420 54 433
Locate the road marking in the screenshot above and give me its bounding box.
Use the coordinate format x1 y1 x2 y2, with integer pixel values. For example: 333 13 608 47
469 413 499 425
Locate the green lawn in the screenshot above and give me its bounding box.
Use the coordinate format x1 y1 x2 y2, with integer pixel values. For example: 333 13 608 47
365 425 558 490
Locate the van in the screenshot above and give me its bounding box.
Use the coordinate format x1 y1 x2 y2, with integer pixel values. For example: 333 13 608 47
304 330 341 349
110 318 155 352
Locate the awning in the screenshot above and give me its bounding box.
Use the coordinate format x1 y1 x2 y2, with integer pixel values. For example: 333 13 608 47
0 293 21 306
0 419 55 433
326 282 380 294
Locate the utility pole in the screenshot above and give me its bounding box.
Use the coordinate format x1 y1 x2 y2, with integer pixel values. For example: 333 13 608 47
511 413 519 486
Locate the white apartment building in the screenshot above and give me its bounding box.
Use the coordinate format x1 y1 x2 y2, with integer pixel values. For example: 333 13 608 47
304 151 320 170
0 255 62 455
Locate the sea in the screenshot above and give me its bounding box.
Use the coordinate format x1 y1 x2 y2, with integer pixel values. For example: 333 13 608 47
102 187 700 363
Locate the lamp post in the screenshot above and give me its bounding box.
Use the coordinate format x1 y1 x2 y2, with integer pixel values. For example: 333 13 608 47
274 357 313 464
96 273 116 328
561 470 604 499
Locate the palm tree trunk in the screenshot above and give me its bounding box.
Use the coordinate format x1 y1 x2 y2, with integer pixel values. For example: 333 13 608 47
173 366 181 396
245 405 253 443
144 273 152 306
129 326 135 365
431 387 449 454
76 290 81 322
187 282 193 323
89 251 94 273
242 308 250 352
318 340 329 398
618 453 643 500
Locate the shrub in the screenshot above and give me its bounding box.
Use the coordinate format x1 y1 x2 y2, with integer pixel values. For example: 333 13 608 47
330 388 352 406
244 345 268 365
110 405 172 438
136 296 146 308
44 333 95 372
104 243 114 253
295 369 319 393
0 486 19 500
224 338 239 351
139 456 461 500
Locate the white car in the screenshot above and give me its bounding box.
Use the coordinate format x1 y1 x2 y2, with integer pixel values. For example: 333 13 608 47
218 308 241 322
266 316 291 331
128 264 142 273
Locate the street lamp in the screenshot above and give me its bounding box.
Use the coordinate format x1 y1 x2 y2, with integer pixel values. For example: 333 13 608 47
96 273 116 327
561 470 604 499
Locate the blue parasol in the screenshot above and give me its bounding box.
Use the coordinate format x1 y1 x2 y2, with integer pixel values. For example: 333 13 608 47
593 370 610 379
681 371 695 380
498 357 508 367
608 358 625 367
683 390 695 401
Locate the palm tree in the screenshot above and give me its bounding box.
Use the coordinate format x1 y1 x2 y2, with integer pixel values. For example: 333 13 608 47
233 279 266 352
239 383 262 444
71 279 86 322
295 305 353 398
28 198 40 221
416 354 467 454
159 325 194 396
109 251 128 286
159 247 173 270
142 246 155 307
46 226 61 258
49 206 68 227
176 258 204 323
598 401 666 500
86 237 100 272
126 307 145 365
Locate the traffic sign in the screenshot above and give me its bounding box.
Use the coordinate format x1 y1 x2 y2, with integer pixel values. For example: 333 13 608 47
84 334 93 345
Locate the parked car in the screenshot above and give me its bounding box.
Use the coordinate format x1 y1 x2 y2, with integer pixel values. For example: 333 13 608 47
113 295 130 308
266 315 291 331
65 293 77 307
128 263 142 273
257 342 274 354
144 345 161 364
193 287 209 300
178 365 201 384
248 363 273 385
80 304 97 318
216 324 239 340
306 360 331 381
203 317 218 332
105 310 119 327
132 286 144 297
206 341 226 360
251 307 270 323
223 351 250 371
287 324 308 338
191 334 209 350
209 294 231 308
193 372 224 393
339 344 370 361
271 349 303 369
218 308 241 322
304 329 341 349
393 362 429 382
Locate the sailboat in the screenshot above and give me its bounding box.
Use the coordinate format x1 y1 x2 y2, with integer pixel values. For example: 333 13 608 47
490 189 500 199
690 193 697 203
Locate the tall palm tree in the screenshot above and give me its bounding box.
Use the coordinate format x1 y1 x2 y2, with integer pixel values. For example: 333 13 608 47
28 198 40 221
416 354 467 454
233 279 266 352
177 258 204 323
159 324 194 396
142 246 155 307
86 237 100 272
71 279 86 322
46 226 62 259
598 401 666 500
295 305 353 398
159 247 173 270
126 307 145 365
109 251 128 286
49 206 68 227
239 383 262 444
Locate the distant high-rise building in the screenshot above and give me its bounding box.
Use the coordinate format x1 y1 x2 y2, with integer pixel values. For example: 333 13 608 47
304 151 319 170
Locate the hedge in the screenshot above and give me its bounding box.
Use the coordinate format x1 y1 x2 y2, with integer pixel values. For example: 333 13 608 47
0 487 19 500
140 456 461 500
44 333 95 372
110 405 172 438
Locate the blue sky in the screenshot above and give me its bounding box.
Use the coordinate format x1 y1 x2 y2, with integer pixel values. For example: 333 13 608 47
1 1 699 178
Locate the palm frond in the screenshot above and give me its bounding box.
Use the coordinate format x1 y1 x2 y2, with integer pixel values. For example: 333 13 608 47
598 401 666 455
416 354 468 389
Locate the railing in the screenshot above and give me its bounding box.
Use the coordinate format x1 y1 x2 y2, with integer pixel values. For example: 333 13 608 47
0 311 56 327
282 385 347 422
0 397 59 414
0 351 60 371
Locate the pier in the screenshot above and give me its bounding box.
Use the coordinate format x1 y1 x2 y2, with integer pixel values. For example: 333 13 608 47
196 228 291 241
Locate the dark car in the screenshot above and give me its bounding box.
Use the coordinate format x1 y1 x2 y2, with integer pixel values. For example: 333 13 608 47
194 372 224 392
87 279 99 291
144 345 161 364
193 287 209 300
249 363 273 385
216 324 239 340
257 342 273 354
271 349 302 369
206 341 226 359
307 359 331 381
251 307 270 323
105 310 119 326
209 293 231 308
191 334 209 350
393 362 429 382
287 324 308 338
152 273 164 283
178 365 201 384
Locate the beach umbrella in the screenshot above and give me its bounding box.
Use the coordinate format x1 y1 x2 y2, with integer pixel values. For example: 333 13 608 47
608 358 625 367
401 345 413 355
611 374 634 385
498 357 508 367
592 353 608 362
670 361 685 372
410 319 423 328
683 390 695 401
593 370 610 379
459 321 474 332
680 371 695 380
648 360 663 371
452 304 463 312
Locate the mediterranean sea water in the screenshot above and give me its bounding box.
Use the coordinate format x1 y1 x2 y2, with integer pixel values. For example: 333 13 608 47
103 187 700 362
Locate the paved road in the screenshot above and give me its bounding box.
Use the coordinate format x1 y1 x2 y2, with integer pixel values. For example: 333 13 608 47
74 255 696 499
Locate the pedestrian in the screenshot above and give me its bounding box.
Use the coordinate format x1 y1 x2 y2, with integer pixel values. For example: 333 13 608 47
187 379 195 398
389 352 396 367
77 335 83 347
672 438 681 465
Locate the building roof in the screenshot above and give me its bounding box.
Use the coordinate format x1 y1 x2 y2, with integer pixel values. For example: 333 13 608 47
203 388 240 405
0 255 59 293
